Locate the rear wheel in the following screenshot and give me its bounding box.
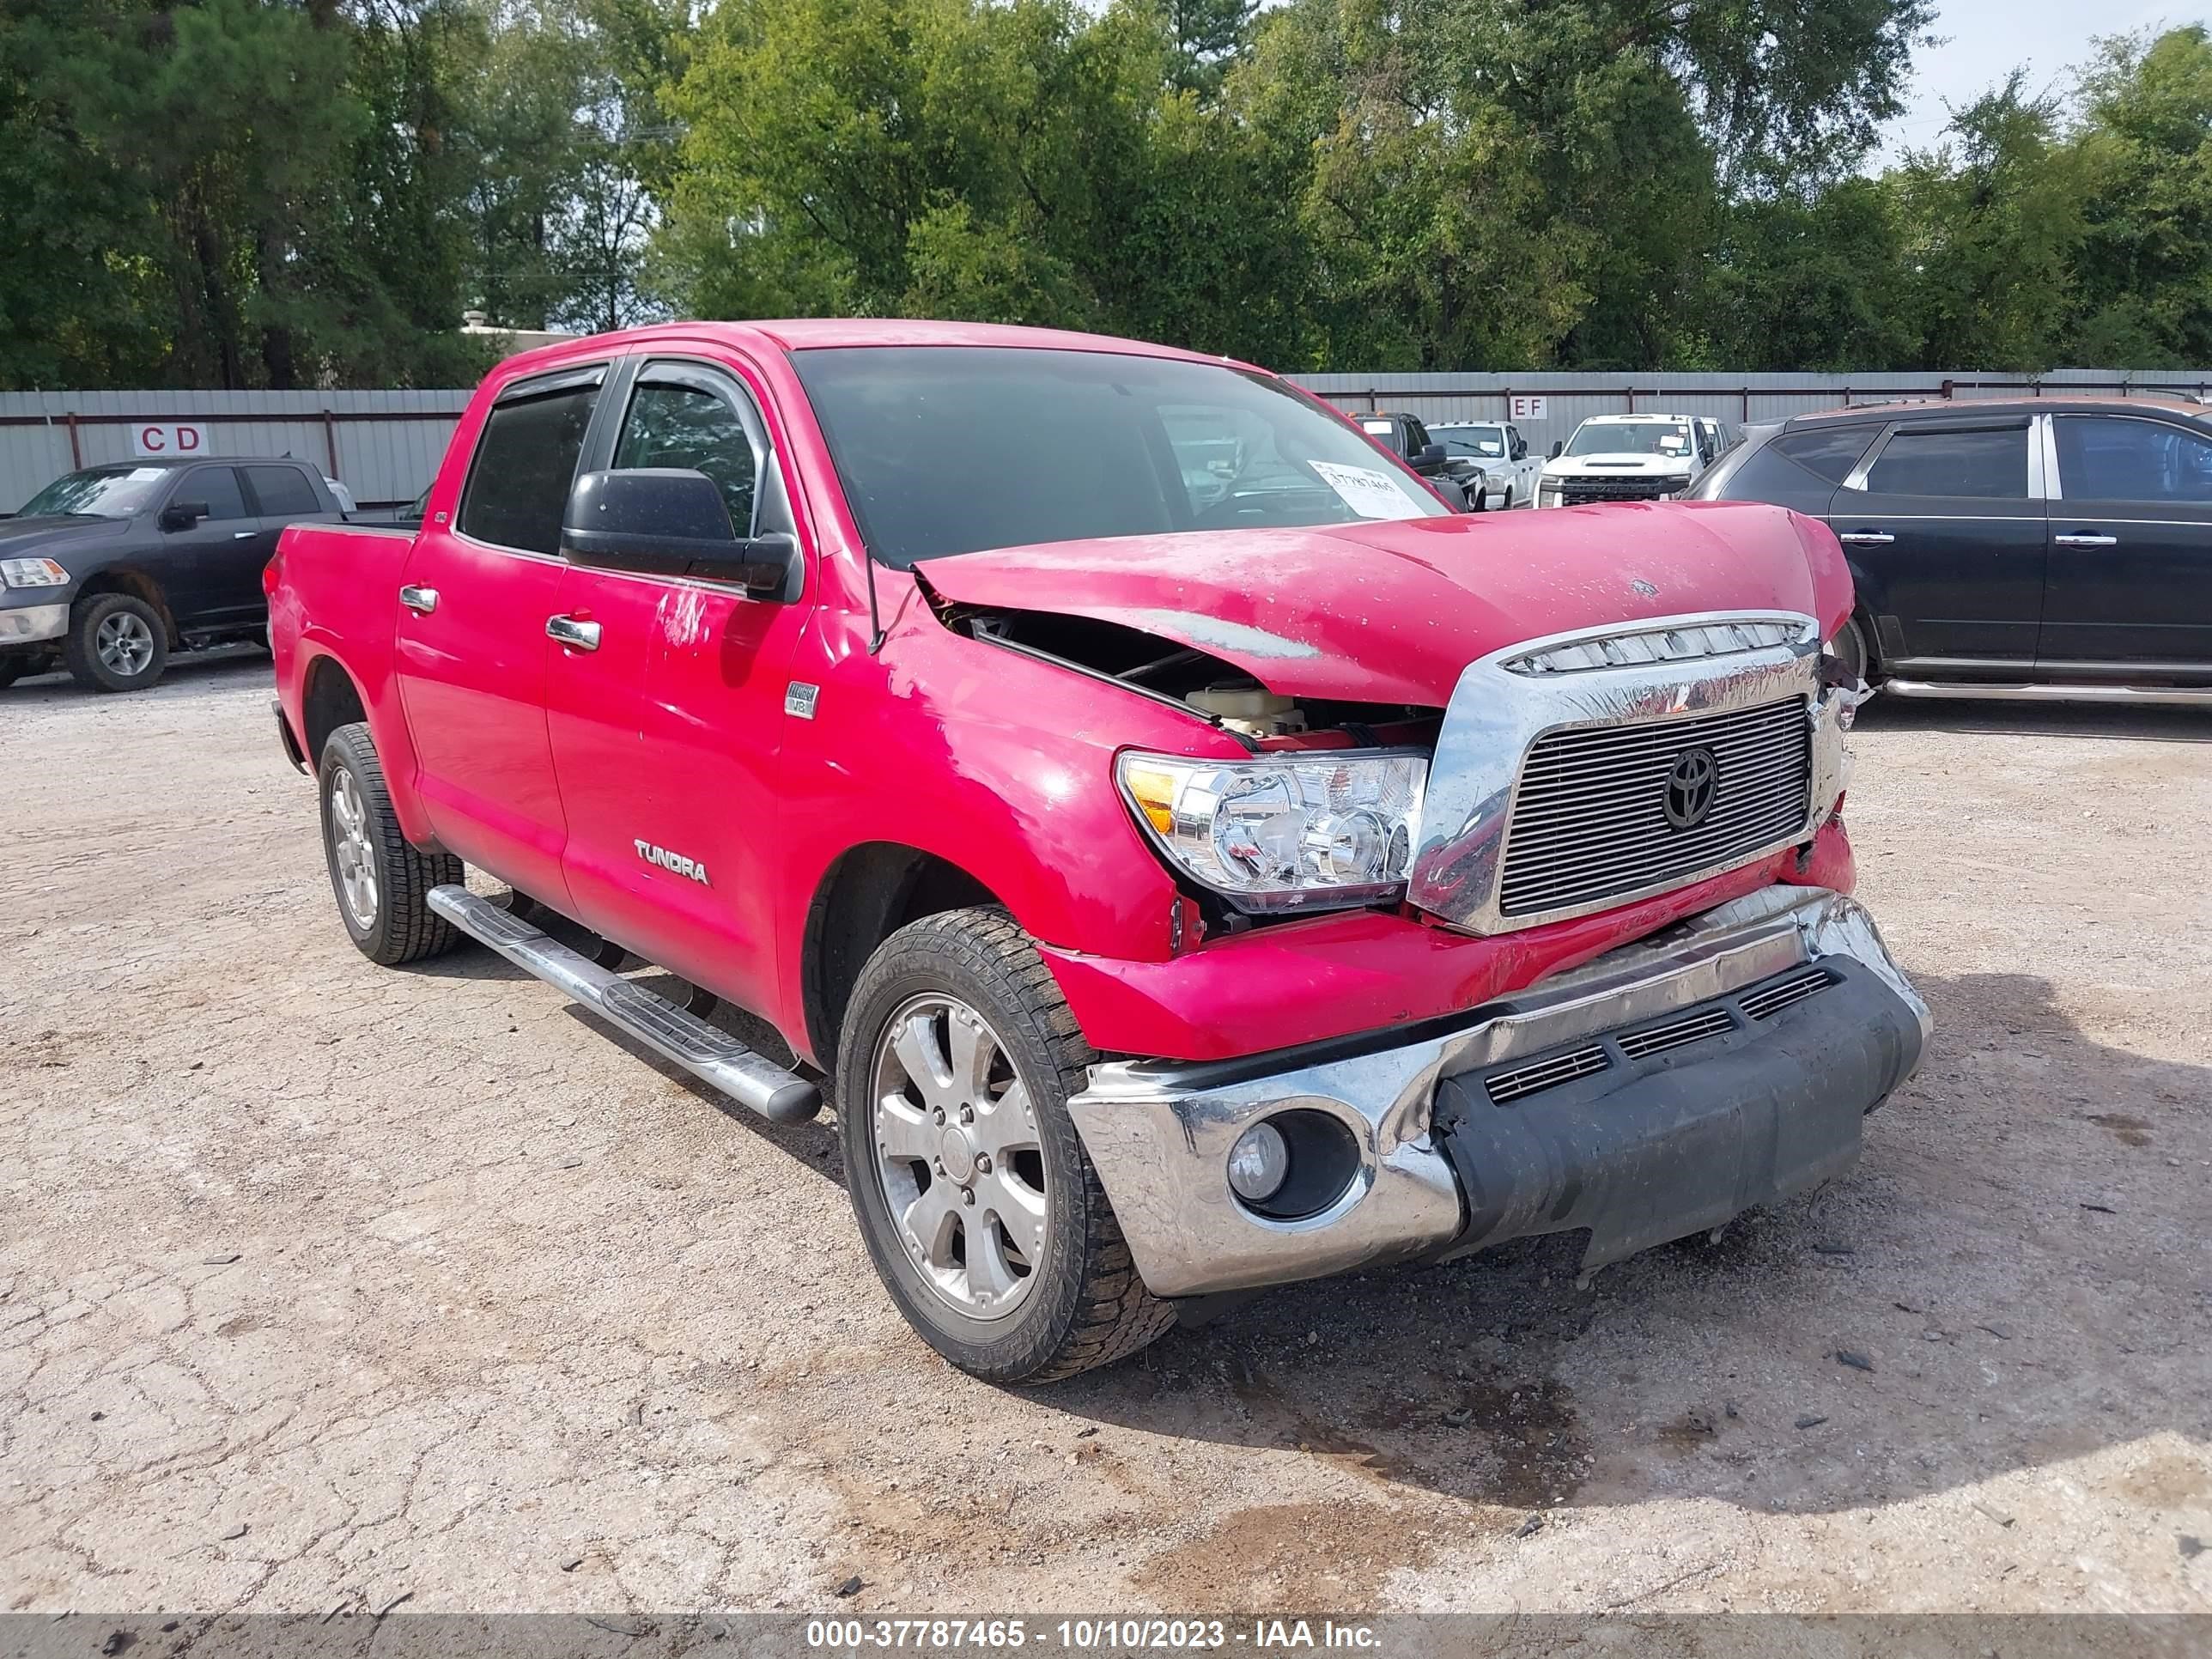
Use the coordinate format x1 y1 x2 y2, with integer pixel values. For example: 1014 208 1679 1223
64 593 168 693
318 721 464 965
836 908 1175 1382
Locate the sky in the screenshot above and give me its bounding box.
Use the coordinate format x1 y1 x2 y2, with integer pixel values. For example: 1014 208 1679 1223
1877 0 2210 161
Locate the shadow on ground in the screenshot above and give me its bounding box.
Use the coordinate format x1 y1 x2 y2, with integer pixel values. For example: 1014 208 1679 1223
1031 966 2211 1520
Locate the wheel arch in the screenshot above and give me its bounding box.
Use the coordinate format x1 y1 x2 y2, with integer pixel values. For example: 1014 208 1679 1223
73 567 179 648
302 652 370 763
801 842 1008 1071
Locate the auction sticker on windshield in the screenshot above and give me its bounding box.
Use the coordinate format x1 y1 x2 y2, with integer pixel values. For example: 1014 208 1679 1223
1308 460 1423 520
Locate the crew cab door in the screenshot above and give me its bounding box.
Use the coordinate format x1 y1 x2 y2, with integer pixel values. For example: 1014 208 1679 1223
392 362 607 908
1826 417 2045 671
2039 412 2212 674
156 465 259 629
235 464 331 619
545 352 811 1018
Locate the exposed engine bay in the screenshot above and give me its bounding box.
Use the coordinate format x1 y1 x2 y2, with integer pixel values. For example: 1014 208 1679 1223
939 601 1444 750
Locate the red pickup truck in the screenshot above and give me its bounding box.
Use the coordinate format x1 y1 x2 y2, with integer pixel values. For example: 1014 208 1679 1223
268 320 1929 1382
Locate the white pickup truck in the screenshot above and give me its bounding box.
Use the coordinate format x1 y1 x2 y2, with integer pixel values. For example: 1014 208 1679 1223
1431 421 1542 509
1537 413 1731 507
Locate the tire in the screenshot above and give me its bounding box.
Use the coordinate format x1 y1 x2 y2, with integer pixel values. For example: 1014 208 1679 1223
836 908 1176 1383
1503 487 1516 511
0 660 24 690
64 592 168 693
1830 615 1875 687
317 721 464 965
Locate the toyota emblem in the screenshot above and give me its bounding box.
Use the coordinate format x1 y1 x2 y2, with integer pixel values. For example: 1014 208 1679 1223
1662 747 1719 830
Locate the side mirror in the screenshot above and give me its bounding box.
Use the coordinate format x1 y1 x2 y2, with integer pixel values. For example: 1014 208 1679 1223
1510 439 1527 460
561 468 797 599
1412 441 1448 476
1547 441 1564 460
161 501 210 531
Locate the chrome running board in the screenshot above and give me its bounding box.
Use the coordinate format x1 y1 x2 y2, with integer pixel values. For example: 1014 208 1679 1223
1883 679 2212 708
427 885 821 1124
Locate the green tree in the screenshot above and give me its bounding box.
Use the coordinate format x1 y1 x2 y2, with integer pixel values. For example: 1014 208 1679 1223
2066 27 2212 365
1883 74 2082 369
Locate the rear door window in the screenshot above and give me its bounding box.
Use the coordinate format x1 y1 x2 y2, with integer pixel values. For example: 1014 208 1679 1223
457 370 605 554
244 465 321 517
1863 427 2028 499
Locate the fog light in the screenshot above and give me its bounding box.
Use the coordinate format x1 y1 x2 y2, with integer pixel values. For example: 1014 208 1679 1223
1226 1121 1290 1202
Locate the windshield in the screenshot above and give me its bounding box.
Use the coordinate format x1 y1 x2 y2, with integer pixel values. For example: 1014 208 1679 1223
17 465 172 519
1564 421 1693 459
1441 426 1505 459
792 346 1448 568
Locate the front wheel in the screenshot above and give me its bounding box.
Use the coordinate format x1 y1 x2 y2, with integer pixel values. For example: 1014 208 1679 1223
318 721 464 965
64 593 168 693
836 908 1176 1382
1830 615 1875 688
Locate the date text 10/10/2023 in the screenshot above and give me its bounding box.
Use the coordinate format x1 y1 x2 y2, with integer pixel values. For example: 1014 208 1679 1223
805 1618 1382 1650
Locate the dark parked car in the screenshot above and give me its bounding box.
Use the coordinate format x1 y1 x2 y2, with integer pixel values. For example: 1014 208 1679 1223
0 456 343 692
1686 398 2212 701
1354 410 1473 510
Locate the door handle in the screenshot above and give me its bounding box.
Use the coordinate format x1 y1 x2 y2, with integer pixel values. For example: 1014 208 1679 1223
398 585 439 615
547 614 602 652
1838 531 1894 545
232 530 258 539
2054 532 2118 549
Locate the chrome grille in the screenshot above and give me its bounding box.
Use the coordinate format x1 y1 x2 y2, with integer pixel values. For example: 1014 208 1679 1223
1484 1044 1609 1105
1740 966 1834 1021
1498 698 1813 919
1617 1006 1737 1060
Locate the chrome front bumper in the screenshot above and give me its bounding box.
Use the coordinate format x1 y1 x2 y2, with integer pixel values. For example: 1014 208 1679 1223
1066 884 1927 1299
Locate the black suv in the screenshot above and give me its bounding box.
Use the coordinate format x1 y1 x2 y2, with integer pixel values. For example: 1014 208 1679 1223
0 456 344 693
1352 410 1473 510
1686 398 2212 702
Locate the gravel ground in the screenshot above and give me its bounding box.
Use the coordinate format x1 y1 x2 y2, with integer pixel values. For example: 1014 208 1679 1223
2 651 2208 1618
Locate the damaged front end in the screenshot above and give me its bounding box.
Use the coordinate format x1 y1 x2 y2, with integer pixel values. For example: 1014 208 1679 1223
947 596 1910 1303
926 587 1449 928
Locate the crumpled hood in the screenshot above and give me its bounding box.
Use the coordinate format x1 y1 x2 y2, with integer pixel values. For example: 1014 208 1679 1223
918 501 1845 708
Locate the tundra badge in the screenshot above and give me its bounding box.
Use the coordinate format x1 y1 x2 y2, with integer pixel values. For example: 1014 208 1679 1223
635 839 710 885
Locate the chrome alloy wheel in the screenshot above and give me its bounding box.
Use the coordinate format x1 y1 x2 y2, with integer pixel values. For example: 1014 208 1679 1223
870 993 1048 1321
328 769 379 931
95 611 155 678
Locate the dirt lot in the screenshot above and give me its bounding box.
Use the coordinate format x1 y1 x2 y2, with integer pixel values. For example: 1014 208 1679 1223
2 651 2209 1619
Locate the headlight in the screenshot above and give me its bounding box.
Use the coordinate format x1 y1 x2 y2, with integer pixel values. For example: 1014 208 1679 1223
1 557 69 588
1116 749 1427 912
